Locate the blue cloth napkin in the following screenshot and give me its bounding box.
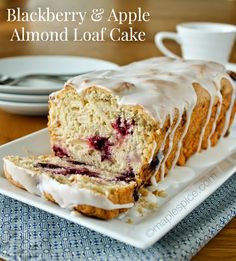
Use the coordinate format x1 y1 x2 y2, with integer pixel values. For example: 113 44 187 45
0 173 235 261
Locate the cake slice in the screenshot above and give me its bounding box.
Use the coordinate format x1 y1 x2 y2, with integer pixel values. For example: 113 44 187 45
3 155 137 219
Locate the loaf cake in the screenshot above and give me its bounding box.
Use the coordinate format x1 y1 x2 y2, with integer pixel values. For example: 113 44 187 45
3 57 236 219
48 57 236 186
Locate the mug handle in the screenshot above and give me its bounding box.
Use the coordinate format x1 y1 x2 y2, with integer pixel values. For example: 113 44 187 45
155 32 182 59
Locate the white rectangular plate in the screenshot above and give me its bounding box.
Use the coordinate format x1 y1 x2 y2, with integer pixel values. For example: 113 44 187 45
0 127 236 249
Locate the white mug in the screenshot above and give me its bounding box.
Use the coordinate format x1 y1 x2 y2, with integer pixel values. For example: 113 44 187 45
155 22 236 65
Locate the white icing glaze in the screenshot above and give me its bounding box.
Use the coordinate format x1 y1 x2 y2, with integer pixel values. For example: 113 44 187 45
171 104 195 171
3 158 40 195
66 57 234 186
38 174 134 210
68 58 198 127
207 89 223 147
148 141 157 164
3 158 133 210
196 82 215 152
221 76 236 137
160 108 183 180
204 73 235 144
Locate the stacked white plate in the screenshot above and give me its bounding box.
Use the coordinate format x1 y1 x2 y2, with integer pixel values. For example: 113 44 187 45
0 56 118 115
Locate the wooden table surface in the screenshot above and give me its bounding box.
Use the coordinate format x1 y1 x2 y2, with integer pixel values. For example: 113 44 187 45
0 0 235 260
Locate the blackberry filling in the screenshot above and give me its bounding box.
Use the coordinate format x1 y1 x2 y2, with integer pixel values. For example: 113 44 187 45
88 135 113 161
149 152 162 171
63 167 98 177
35 162 64 169
115 169 135 183
53 145 69 158
35 162 98 177
66 159 85 165
112 116 135 136
133 186 139 201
